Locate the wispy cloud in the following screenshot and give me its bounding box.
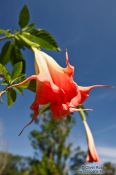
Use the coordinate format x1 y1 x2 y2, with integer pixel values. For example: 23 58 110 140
97 146 116 163
95 124 116 135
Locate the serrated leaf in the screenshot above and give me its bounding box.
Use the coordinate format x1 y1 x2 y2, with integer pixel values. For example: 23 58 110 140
30 29 61 51
0 41 13 65
0 64 11 83
19 5 30 28
7 89 16 107
21 31 60 51
11 61 23 80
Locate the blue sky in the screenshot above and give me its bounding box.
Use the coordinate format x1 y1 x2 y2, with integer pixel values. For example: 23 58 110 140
0 0 116 163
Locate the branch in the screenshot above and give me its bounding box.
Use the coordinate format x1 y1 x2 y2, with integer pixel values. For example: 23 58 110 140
0 90 6 97
0 36 8 41
79 108 86 121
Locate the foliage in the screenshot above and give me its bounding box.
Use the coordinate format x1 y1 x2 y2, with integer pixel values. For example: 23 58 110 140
0 152 31 175
0 115 116 175
0 5 87 174
0 4 60 107
1 151 116 175
0 152 8 175
28 113 86 175
103 162 116 175
0 114 87 175
0 4 115 175
70 147 86 172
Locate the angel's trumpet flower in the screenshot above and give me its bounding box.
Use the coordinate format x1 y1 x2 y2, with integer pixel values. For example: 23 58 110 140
7 48 109 135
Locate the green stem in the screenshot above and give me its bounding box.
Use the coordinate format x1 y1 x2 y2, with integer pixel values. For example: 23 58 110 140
78 106 87 122
0 34 14 41
0 89 6 97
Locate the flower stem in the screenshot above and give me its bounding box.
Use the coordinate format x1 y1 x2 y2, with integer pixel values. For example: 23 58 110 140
0 90 6 97
78 106 87 121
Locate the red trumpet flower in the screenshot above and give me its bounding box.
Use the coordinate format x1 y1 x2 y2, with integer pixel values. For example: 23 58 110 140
9 48 109 135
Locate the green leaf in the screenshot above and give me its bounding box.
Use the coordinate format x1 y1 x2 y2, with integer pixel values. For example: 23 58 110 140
21 31 60 51
0 29 11 37
30 29 61 51
16 79 36 92
11 74 25 84
0 64 11 83
7 89 16 107
0 82 8 86
17 34 39 48
22 23 35 32
14 35 25 49
19 5 30 28
10 45 25 73
0 41 13 65
63 147 70 158
0 29 6 34
27 79 36 92
14 87 23 94
11 61 23 80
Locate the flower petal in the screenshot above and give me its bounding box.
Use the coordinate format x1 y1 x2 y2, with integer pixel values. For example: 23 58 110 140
64 49 74 77
39 50 78 102
83 120 100 162
71 85 111 107
51 103 70 119
7 48 111 136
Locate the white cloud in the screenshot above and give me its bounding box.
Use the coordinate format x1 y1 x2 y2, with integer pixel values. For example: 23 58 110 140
97 146 116 163
95 124 116 135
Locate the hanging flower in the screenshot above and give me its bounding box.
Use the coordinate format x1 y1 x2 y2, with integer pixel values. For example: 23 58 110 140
83 120 100 162
7 48 109 134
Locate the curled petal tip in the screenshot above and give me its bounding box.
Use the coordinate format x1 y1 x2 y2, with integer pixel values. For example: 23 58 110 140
79 84 113 92
69 107 93 113
79 108 93 111
84 108 93 111
65 48 69 65
91 84 114 90
98 85 113 88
